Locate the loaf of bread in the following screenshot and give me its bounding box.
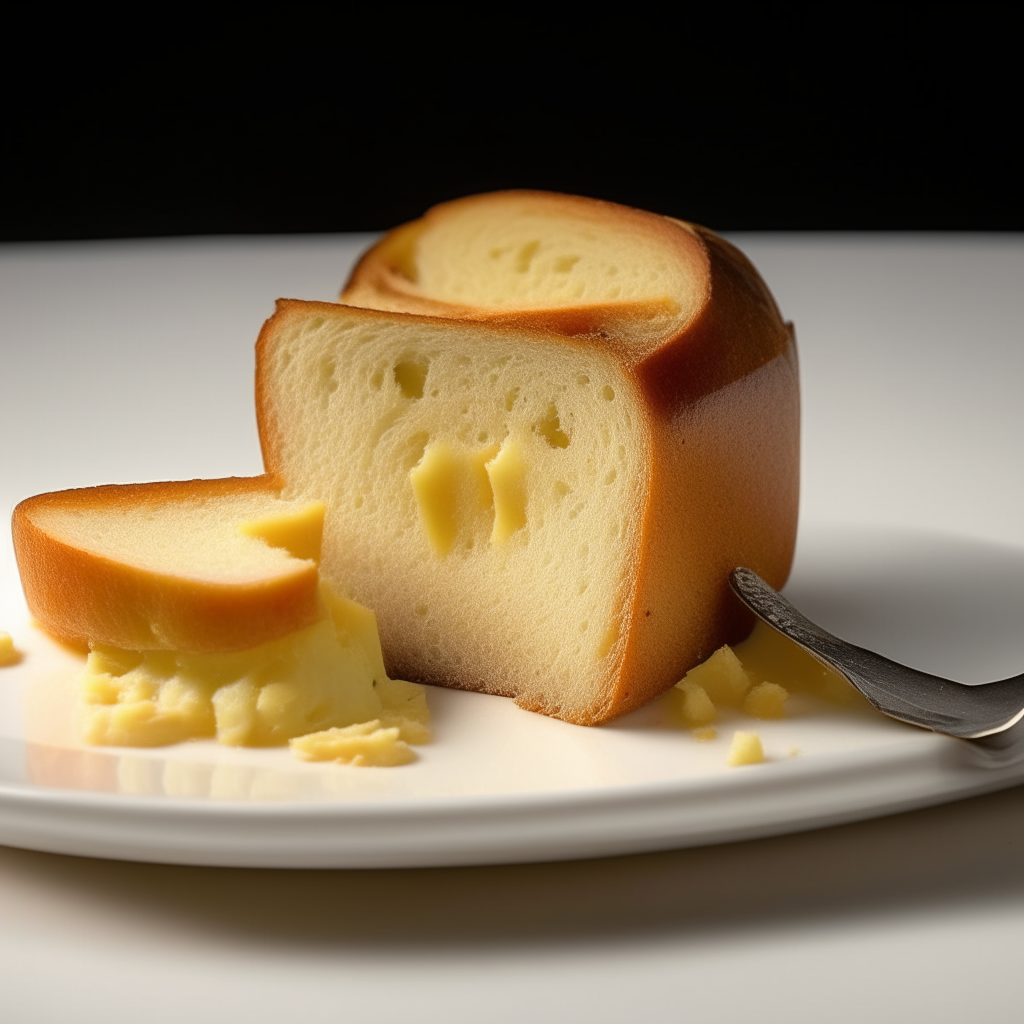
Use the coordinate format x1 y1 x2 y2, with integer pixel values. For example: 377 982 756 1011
257 195 798 727
14 190 798 732
13 477 325 653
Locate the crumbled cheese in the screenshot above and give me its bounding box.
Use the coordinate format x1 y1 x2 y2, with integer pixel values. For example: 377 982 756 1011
666 679 717 727
742 681 789 719
291 720 416 767
0 631 19 667
681 645 751 707
728 731 765 767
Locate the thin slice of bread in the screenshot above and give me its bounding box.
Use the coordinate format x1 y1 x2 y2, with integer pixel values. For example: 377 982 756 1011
342 191 787 377
342 191 706 349
13 477 324 653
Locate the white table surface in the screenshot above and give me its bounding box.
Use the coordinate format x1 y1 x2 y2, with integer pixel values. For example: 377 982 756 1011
1 232 1023 1022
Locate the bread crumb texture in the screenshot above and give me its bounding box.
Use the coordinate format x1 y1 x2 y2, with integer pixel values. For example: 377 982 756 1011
728 731 764 767
30 491 323 584
395 195 700 316
263 308 645 721
78 584 430 766
0 631 20 667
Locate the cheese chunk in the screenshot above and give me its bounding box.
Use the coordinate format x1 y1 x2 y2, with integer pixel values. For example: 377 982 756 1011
291 721 415 767
0 631 20 667
728 731 765 767
665 679 717 728
238 500 325 563
742 681 789 720
679 646 752 708
78 585 431 760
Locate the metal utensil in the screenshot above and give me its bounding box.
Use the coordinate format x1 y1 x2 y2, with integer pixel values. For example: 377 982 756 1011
729 567 1024 767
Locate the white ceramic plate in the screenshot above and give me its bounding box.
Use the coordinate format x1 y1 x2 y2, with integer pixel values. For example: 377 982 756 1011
2 523 1023 868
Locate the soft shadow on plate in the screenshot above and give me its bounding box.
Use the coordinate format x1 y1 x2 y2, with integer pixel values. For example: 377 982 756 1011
2 780 1024 953
789 524 1024 684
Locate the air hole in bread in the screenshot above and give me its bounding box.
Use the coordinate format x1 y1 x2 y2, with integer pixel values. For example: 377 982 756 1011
534 404 570 449
394 358 429 399
515 241 540 273
403 432 431 471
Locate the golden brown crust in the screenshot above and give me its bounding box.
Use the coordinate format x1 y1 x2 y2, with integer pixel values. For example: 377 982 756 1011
260 192 799 725
12 476 321 654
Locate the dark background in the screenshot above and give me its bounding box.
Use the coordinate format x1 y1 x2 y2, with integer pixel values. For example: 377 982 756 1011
3 5 1019 241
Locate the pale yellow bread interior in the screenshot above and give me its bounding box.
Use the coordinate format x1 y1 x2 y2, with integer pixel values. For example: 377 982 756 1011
334 191 799 725
13 478 325 653
343 190 709 357
258 302 647 723
31 492 313 582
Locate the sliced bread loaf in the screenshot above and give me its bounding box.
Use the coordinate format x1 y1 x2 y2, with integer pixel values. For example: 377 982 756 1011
256 282 798 724
329 192 799 724
13 477 325 652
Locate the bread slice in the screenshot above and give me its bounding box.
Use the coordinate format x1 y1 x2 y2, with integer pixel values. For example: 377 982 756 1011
342 190 782 370
13 477 325 653
256 282 798 722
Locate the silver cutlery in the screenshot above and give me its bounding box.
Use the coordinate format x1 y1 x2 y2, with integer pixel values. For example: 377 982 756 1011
729 568 1024 767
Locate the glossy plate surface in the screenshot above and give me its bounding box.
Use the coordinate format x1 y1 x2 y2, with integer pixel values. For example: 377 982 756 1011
3 524 1024 867
4 235 1024 870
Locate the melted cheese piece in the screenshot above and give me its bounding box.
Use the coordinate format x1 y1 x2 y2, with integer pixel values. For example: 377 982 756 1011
409 438 527 554
734 620 867 707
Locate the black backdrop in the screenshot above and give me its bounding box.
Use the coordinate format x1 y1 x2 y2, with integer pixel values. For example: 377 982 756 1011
3 5 1019 240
